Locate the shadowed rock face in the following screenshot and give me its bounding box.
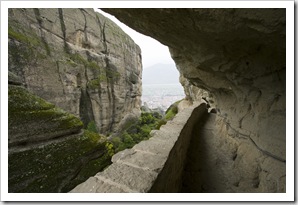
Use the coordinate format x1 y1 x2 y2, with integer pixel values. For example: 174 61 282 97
8 8 142 193
9 8 142 134
102 8 286 192
8 72 111 193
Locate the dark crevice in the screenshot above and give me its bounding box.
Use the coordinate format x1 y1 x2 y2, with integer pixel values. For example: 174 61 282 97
238 104 251 128
101 21 116 132
9 130 84 154
79 57 95 128
232 153 238 161
102 22 108 54
33 8 51 56
79 9 89 45
55 61 65 94
8 81 22 86
79 78 95 128
58 8 70 54
94 16 105 132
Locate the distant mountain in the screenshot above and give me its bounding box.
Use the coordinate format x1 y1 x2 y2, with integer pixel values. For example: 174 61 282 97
142 63 180 84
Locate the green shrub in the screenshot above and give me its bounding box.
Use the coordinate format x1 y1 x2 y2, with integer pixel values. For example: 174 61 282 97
86 121 98 133
105 142 114 157
140 124 151 135
164 100 180 120
110 111 162 153
111 137 121 147
122 132 134 147
83 130 101 144
108 100 181 155
165 109 176 120
152 112 163 119
155 119 167 130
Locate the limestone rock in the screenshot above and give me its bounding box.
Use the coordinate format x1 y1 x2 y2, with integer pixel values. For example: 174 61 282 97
8 71 22 85
8 80 112 193
8 84 83 146
102 8 286 192
8 8 142 134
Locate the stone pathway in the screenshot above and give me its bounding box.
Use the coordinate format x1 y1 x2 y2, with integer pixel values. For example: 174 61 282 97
181 113 240 193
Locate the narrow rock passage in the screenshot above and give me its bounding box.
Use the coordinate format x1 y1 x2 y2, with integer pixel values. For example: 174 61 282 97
181 112 239 193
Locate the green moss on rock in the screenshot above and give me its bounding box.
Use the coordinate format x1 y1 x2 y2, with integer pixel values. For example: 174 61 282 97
9 130 111 193
164 100 181 121
68 53 101 70
8 85 111 193
8 85 83 145
8 23 49 69
9 26 41 46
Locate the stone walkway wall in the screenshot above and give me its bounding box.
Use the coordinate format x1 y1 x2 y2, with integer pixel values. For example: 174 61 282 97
70 102 207 193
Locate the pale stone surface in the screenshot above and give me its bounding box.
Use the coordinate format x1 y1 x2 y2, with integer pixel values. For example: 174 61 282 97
69 177 127 193
112 149 167 172
132 136 175 157
9 8 142 134
70 103 207 193
102 8 286 192
96 163 158 192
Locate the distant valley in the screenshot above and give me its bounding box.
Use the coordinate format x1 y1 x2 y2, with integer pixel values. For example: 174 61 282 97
141 64 185 110
142 63 180 84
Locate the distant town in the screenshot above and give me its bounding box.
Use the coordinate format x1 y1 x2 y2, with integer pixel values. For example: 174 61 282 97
141 84 185 111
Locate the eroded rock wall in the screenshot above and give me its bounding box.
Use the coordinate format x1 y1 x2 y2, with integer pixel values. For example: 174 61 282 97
8 72 111 193
9 8 142 134
102 8 286 192
182 113 285 193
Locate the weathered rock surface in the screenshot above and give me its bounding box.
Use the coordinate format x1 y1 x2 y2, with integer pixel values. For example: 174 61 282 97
182 113 285 193
70 102 206 193
8 84 83 147
8 73 112 193
102 8 286 192
8 8 142 134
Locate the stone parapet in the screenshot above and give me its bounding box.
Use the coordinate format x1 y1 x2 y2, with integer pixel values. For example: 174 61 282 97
70 102 207 193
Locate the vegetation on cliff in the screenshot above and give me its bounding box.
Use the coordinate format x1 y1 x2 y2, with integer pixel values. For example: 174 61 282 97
8 8 186 193
109 100 181 153
9 131 111 193
8 84 114 193
8 85 83 146
110 111 163 153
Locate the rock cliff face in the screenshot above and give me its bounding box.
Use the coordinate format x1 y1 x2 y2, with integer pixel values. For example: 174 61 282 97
8 72 111 193
9 8 142 134
8 8 142 193
102 8 286 192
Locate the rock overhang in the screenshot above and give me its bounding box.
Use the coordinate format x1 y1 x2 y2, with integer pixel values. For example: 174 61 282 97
102 8 286 160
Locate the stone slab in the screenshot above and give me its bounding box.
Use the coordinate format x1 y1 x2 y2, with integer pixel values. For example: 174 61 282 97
112 149 167 172
96 163 158 192
70 177 126 193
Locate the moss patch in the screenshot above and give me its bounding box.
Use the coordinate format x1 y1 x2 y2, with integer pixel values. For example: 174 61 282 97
9 131 111 193
68 53 101 71
8 22 49 70
8 26 41 46
8 85 83 145
164 100 181 121
8 88 111 192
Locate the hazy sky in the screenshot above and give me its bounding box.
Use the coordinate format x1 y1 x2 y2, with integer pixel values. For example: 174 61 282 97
95 9 175 69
